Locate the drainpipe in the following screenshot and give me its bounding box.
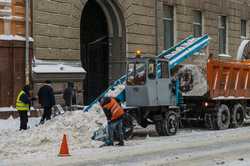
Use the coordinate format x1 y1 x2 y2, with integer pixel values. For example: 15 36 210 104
25 0 30 85
155 0 159 55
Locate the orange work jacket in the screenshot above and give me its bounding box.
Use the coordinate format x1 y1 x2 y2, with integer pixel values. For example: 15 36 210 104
103 98 125 121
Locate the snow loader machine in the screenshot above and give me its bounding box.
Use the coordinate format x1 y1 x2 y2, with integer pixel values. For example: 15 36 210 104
123 34 211 136
124 55 181 136
85 34 210 138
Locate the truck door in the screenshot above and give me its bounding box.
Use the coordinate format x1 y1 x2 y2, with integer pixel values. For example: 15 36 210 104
146 59 158 106
156 60 172 105
126 62 149 106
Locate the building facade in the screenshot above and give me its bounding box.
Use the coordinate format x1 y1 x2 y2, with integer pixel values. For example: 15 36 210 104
0 0 32 106
32 0 250 104
1 0 250 106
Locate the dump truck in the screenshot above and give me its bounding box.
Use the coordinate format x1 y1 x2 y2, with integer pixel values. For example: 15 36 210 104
179 58 250 130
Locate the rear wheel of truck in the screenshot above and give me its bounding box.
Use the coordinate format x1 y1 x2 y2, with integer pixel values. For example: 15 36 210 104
215 104 230 130
155 111 178 136
230 104 245 128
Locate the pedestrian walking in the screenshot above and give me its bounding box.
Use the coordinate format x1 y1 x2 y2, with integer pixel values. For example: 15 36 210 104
38 80 56 124
63 82 76 111
16 85 31 130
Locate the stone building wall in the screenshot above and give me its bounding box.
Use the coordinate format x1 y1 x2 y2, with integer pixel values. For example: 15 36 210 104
32 0 158 59
23 0 250 105
32 0 81 59
162 0 250 57
33 0 250 61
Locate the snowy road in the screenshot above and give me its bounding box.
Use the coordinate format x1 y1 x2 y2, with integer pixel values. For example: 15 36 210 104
3 125 250 166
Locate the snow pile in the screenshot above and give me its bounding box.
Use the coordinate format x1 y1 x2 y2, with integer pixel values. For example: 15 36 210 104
85 102 103 112
177 64 208 96
83 84 125 112
0 110 106 160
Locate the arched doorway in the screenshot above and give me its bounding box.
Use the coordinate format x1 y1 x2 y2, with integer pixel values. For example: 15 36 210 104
81 0 126 104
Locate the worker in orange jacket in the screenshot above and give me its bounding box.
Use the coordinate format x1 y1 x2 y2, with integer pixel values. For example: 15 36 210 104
100 96 125 146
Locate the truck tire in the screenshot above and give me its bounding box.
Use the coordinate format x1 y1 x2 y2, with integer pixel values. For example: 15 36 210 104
215 104 230 130
164 111 179 136
230 104 245 128
155 111 178 136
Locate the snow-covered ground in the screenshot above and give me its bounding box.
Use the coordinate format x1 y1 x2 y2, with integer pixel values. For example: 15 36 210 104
1 110 250 166
0 109 106 164
0 116 39 130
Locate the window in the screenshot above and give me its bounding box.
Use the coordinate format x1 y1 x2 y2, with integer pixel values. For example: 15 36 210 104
148 60 156 79
158 61 169 79
193 11 202 37
163 5 174 49
241 19 247 38
218 16 227 54
127 62 146 85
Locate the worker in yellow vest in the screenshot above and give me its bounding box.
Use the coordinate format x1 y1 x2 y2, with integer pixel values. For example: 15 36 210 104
16 85 31 130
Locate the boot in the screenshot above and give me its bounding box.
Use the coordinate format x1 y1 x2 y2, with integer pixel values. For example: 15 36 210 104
39 120 45 125
115 141 124 146
99 142 114 148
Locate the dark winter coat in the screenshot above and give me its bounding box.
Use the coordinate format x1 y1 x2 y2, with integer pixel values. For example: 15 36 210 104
63 87 76 106
19 85 31 105
38 84 55 107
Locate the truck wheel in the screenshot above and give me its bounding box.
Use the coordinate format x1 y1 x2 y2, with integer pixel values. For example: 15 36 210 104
230 104 245 128
155 111 178 136
164 111 178 136
216 104 230 130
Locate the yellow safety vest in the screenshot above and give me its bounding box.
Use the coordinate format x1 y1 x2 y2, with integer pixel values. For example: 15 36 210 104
16 90 29 111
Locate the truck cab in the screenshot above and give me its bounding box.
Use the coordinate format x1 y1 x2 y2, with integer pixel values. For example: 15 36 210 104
126 57 176 107
124 55 180 136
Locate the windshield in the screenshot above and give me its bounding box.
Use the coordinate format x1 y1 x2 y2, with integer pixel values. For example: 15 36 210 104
127 62 146 85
